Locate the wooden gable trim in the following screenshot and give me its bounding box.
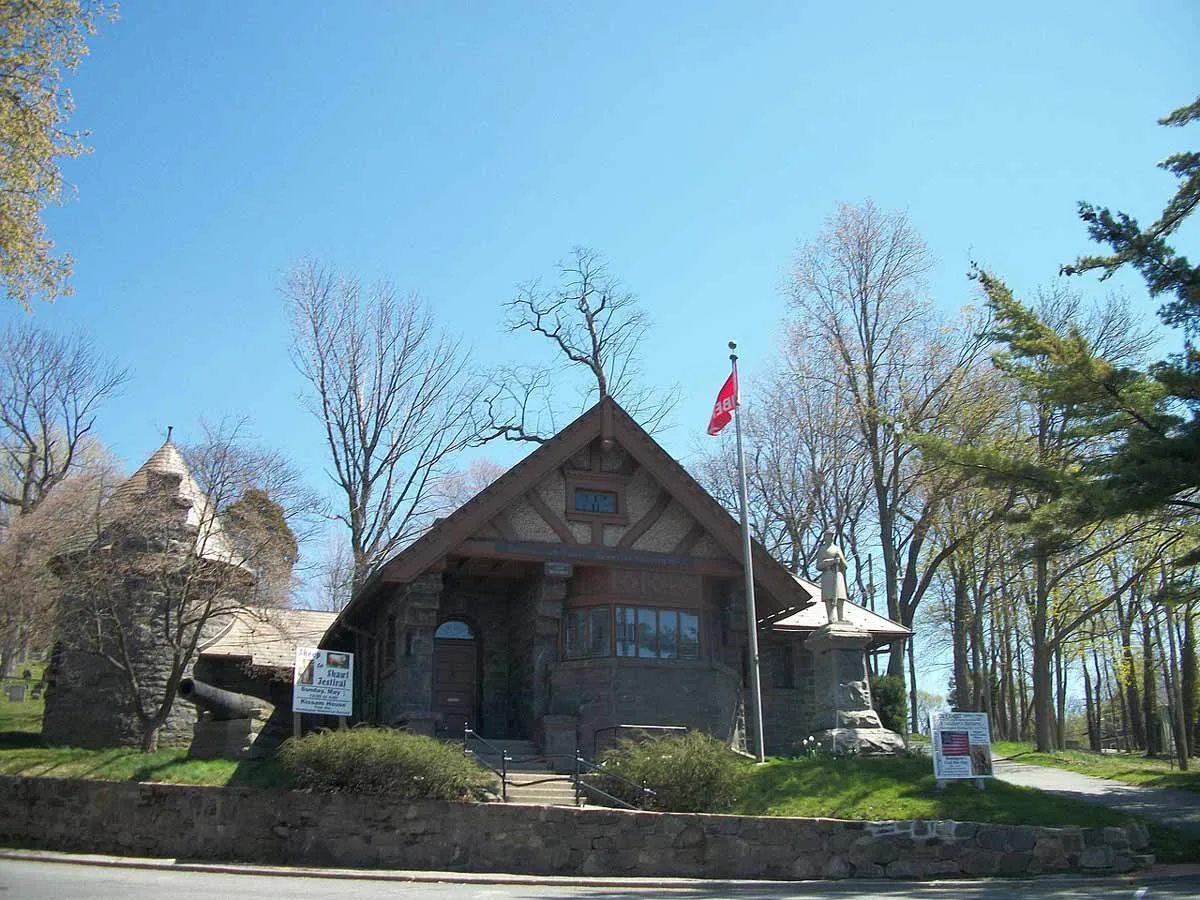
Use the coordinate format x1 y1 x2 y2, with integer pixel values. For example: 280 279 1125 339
489 510 518 542
618 488 672 549
524 489 578 544
335 397 811 634
604 409 804 616
353 404 603 596
672 522 707 556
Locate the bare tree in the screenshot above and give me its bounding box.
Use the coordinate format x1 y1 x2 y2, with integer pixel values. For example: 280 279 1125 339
0 457 116 676
48 424 314 751
307 534 356 613
182 417 325 606
0 321 128 516
285 259 484 590
488 247 680 441
430 457 507 513
787 201 998 682
694 361 874 582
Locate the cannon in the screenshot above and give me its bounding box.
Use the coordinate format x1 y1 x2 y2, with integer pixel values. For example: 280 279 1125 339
179 677 269 721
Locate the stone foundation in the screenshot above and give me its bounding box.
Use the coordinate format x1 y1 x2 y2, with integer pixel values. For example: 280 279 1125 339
0 775 1151 879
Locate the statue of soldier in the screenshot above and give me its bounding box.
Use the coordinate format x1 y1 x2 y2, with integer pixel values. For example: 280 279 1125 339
816 540 849 624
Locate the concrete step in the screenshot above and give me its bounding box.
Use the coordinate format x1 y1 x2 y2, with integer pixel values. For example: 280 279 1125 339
468 738 549 770
505 779 579 806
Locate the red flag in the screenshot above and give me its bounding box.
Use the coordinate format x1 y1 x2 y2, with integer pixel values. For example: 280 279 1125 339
707 370 738 435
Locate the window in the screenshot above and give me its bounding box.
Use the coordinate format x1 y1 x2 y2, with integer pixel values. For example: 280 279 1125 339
435 620 473 640
768 644 794 689
563 607 612 659
563 471 628 525
565 605 705 660
615 606 637 657
573 489 618 514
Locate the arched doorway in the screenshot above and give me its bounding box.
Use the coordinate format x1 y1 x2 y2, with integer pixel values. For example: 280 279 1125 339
432 618 478 735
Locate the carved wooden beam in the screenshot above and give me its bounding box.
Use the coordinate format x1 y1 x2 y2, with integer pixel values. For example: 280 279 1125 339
524 490 578 544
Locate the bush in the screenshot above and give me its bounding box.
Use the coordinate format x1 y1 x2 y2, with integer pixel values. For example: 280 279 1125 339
277 727 493 801
870 675 908 734
597 731 744 813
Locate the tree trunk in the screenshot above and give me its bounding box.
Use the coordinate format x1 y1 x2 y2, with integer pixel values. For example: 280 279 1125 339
951 562 971 710
1116 596 1146 750
1161 604 1189 770
1031 551 1055 752
1083 649 1098 752
1183 602 1196 759
1054 645 1067 749
140 721 161 753
1014 606 1031 741
1143 612 1162 757
1090 644 1105 751
906 634 918 735
1003 602 1020 741
1105 653 1128 750
0 620 21 678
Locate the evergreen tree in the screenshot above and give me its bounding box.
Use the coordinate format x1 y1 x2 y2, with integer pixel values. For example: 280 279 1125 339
1063 96 1200 553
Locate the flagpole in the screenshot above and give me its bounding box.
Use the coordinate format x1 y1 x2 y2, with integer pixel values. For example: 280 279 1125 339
729 342 766 763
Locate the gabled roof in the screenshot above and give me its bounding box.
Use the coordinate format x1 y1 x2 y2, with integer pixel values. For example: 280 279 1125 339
767 574 911 646
201 607 338 669
333 396 816 633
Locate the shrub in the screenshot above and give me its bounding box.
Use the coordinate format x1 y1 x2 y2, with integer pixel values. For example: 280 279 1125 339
870 674 908 734
597 730 744 813
277 726 493 801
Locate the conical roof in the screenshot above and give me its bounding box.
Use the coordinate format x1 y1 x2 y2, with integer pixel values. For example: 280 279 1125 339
96 438 249 570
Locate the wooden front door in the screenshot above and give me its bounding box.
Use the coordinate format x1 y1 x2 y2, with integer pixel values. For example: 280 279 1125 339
432 639 477 734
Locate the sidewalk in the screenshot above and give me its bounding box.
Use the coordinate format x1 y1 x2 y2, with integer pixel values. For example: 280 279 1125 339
992 754 1200 838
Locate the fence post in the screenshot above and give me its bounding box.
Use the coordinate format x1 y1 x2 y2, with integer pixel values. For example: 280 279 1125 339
501 751 509 802
574 749 581 807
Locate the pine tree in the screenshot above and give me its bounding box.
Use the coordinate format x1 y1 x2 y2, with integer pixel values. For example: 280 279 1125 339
1063 96 1200 553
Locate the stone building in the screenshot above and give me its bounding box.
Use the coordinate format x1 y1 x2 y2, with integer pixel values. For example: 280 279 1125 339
322 397 908 760
41 438 329 751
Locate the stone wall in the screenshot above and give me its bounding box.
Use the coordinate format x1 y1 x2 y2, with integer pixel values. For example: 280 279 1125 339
760 634 816 754
549 657 741 755
370 577 441 726
0 775 1149 879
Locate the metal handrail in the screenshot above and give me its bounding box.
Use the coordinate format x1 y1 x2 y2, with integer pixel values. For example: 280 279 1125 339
573 750 657 810
463 726 509 801
592 723 689 758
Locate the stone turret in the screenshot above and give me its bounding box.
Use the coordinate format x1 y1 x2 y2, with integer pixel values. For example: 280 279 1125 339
42 437 254 749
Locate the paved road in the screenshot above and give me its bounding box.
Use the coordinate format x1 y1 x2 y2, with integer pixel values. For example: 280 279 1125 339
1 856 1198 900
992 756 1200 838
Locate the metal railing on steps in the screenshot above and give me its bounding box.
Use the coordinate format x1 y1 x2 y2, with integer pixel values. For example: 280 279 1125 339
463 729 656 808
463 726 510 801
573 749 656 810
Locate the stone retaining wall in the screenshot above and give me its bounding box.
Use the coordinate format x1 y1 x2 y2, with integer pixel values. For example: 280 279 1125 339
0 775 1149 880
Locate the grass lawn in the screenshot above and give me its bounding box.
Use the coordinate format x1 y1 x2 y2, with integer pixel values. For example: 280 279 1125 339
735 755 1200 863
0 676 287 788
2 690 1196 863
993 740 1200 793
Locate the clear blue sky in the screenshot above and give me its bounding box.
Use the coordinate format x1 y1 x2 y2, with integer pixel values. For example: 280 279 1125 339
4 2 1196 623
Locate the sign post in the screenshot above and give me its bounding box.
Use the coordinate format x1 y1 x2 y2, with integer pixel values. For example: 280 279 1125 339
929 711 993 790
293 647 355 736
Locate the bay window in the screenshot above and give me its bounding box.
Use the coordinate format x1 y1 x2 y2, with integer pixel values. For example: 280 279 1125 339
567 605 702 660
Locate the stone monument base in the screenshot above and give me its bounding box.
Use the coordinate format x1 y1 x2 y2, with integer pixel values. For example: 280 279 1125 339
810 726 907 756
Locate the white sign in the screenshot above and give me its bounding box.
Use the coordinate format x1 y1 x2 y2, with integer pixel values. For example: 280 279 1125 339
929 711 993 780
293 647 354 717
